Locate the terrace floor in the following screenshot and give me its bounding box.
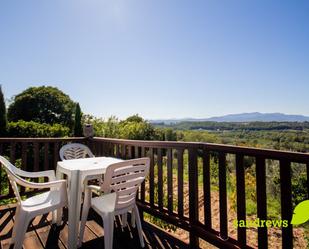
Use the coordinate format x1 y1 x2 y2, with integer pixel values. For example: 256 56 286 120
0 204 189 249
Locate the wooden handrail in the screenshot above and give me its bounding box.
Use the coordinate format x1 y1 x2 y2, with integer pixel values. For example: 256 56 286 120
92 137 309 162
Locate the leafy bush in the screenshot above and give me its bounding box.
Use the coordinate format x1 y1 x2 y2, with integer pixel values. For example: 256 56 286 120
7 120 70 137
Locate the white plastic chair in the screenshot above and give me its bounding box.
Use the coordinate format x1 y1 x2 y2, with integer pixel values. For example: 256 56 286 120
0 156 67 249
59 143 94 161
79 157 150 249
59 142 100 185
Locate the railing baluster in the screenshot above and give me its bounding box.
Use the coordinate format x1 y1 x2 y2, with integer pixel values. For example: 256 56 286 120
10 142 16 164
88 139 95 155
9 142 16 196
109 143 114 157
44 142 49 170
219 152 228 240
140 147 146 202
109 142 113 156
134 145 140 199
104 142 109 156
236 154 246 247
127 146 133 159
149 148 154 207
307 162 309 199
108 143 113 156
53 142 59 169
21 142 27 194
280 160 293 249
99 142 104 156
256 156 267 248
95 141 101 156
101 141 106 156
157 148 163 210
116 144 120 158
33 142 40 172
203 148 211 229
121 144 126 159
167 148 173 214
134 146 139 158
188 148 199 249
177 148 184 217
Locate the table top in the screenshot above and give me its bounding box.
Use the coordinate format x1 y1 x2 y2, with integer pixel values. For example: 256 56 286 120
57 157 123 172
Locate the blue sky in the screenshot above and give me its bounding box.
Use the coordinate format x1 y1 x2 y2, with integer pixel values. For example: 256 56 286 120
0 0 308 119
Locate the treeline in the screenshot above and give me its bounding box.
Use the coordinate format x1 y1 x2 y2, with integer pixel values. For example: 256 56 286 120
153 121 309 131
0 86 180 141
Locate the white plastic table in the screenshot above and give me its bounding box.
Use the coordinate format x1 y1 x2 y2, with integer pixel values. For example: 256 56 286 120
56 157 123 249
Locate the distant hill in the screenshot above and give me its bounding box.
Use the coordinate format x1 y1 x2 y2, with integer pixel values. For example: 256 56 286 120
206 112 309 122
150 112 309 124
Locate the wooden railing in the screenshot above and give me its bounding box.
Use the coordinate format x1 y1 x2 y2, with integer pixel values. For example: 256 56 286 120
0 137 308 249
90 137 309 249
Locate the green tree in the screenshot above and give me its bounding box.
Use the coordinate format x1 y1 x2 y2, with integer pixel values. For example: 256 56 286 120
124 114 144 123
74 103 83 136
0 85 7 136
119 115 158 140
8 86 75 129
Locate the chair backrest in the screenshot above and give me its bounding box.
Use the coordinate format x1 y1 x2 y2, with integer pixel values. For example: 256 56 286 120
101 158 150 210
59 143 94 161
0 156 26 202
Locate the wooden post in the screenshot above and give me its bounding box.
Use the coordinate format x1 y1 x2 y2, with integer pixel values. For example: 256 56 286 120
188 148 199 249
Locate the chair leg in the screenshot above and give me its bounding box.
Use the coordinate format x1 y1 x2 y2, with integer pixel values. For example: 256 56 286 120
102 213 114 249
12 214 30 249
11 206 21 244
130 210 136 228
133 205 145 248
121 213 127 227
52 210 57 224
78 189 91 247
56 208 63 225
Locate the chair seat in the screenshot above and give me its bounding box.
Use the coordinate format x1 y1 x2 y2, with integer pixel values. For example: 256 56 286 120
21 190 62 212
91 193 117 216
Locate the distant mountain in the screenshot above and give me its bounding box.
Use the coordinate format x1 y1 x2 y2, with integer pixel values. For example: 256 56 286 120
149 118 208 125
206 112 309 122
150 112 309 124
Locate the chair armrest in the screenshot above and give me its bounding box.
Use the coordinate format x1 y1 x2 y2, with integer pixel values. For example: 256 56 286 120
15 176 67 190
14 167 56 181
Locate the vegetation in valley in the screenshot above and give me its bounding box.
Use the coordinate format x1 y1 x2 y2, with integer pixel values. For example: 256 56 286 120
154 120 309 132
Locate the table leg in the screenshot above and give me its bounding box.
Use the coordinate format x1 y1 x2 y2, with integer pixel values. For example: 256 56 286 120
67 170 80 249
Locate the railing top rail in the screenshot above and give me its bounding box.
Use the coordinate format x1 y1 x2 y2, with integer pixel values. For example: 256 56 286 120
92 137 309 163
0 137 86 142
0 137 308 163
